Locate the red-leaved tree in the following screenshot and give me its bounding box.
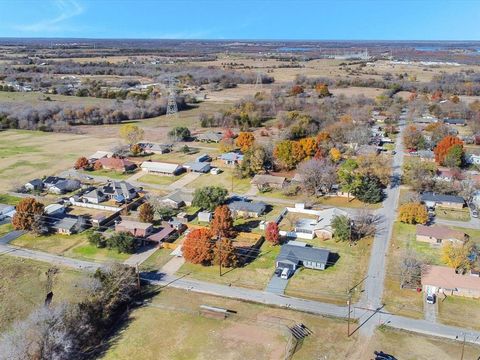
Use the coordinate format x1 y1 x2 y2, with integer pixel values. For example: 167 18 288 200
265 222 280 245
211 205 234 239
434 135 463 165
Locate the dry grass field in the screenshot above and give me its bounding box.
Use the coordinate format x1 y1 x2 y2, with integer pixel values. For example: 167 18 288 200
0 130 119 191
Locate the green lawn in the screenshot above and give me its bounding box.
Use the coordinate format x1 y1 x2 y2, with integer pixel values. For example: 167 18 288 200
139 173 185 186
0 193 22 206
176 240 280 289
11 231 129 263
435 207 471 222
286 237 372 305
0 255 87 332
186 169 252 194
0 223 13 237
139 248 173 271
84 169 133 180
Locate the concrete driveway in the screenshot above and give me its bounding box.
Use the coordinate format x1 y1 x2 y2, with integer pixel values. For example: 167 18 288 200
0 230 26 245
265 272 289 294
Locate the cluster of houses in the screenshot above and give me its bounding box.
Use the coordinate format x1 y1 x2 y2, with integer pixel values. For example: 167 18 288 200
25 176 81 195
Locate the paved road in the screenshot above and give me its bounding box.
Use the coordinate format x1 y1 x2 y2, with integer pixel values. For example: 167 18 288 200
357 121 405 337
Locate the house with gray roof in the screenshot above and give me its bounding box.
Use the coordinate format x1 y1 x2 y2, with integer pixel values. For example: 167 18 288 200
421 192 465 209
50 216 84 235
161 190 194 209
276 244 330 271
220 152 244 165
443 118 466 126
227 199 266 218
196 131 223 143
24 178 44 191
183 161 211 173
48 179 81 194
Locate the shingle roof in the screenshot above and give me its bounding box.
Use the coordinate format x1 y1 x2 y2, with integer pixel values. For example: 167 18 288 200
421 192 465 204
277 244 330 265
416 224 466 240
227 199 266 215
116 220 153 230
184 161 211 172
163 190 194 204
251 174 286 186
220 152 244 162
141 161 182 174
422 265 480 291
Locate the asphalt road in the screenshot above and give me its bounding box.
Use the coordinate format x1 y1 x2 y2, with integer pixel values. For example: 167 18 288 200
357 120 406 337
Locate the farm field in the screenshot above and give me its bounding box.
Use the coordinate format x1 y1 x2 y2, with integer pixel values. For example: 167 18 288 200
0 130 118 191
0 255 87 332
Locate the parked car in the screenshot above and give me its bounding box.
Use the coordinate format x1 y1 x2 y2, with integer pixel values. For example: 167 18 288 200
280 267 291 279
210 167 222 175
426 294 436 304
472 209 478 218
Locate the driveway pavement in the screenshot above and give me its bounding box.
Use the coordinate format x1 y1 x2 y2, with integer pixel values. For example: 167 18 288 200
168 172 200 190
0 230 25 245
265 273 289 294
424 296 437 323
123 244 158 266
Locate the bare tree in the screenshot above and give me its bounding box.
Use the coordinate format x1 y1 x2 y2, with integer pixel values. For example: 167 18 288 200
398 249 425 289
297 158 337 196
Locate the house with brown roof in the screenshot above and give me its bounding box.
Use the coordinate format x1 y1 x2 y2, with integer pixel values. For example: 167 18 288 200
416 225 468 246
422 265 480 298
251 174 287 189
115 220 153 238
96 157 137 172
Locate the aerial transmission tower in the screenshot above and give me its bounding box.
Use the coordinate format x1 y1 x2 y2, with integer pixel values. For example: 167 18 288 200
165 76 179 119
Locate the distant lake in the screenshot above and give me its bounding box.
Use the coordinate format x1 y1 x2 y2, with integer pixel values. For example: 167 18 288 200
277 47 311 52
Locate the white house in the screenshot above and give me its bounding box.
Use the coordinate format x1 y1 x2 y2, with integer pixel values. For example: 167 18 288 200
141 161 183 176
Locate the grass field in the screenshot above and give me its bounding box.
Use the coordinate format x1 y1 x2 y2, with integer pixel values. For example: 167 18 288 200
102 287 359 360
11 231 129 263
0 91 115 106
0 193 23 205
0 255 87 332
285 237 372 305
84 168 133 180
0 222 13 237
177 240 280 289
139 247 173 271
0 130 118 191
186 168 252 194
435 207 471 222
139 173 186 186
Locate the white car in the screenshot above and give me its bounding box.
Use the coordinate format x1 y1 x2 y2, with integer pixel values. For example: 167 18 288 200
210 168 222 175
280 268 291 279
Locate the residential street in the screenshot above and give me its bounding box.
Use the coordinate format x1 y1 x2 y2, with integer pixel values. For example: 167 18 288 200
357 120 405 337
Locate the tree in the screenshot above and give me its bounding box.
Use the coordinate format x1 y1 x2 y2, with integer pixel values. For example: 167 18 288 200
138 202 154 223
211 205 234 239
74 156 90 170
265 222 280 245
214 238 238 268
182 228 214 265
442 242 472 273
443 144 464 168
119 124 144 145
274 140 305 170
399 249 424 289
354 176 384 204
290 85 304 96
331 215 352 242
192 186 228 211
403 125 426 150
93 160 103 171
434 136 463 165
398 203 428 224
329 148 341 162
88 232 106 248
107 232 136 254
236 145 268 178
168 126 191 141
337 159 361 200
297 158 337 196
315 83 331 98
235 132 255 152
12 198 45 232
130 143 142 156
298 137 317 157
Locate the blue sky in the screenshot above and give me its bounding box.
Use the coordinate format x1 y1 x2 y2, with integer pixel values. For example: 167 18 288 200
0 0 479 40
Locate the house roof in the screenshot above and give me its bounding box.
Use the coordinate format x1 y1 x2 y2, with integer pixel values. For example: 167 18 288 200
227 199 266 215
141 161 182 174
0 203 15 212
315 208 348 231
83 188 105 201
101 181 138 200
277 244 330 266
51 216 79 231
184 161 211 172
97 157 136 170
416 224 466 240
89 151 112 160
251 174 286 186
147 225 175 242
443 118 466 125
162 190 194 204
26 178 43 187
421 192 465 204
421 265 480 291
220 152 244 162
116 220 153 230
52 179 81 191
196 131 223 142
44 176 66 185
44 203 65 215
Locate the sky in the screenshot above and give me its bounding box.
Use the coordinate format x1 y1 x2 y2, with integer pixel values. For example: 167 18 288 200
0 0 479 40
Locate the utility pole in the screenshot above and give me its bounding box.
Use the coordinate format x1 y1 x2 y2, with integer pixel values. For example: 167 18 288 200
218 238 222 277
136 263 141 290
460 332 466 360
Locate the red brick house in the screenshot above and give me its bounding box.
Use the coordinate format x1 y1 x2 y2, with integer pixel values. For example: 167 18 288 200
96 157 137 172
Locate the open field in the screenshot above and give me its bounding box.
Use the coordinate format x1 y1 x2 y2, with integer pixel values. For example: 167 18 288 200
139 173 186 186
0 90 116 106
286 237 372 305
186 168 252 194
0 130 119 191
11 231 130 263
0 255 87 332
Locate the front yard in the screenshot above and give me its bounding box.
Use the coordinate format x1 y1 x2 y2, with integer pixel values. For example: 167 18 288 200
139 173 186 186
186 168 252 194
11 231 130 263
435 207 471 222
285 237 373 305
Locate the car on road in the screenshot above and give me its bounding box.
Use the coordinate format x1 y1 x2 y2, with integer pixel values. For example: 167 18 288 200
426 294 436 304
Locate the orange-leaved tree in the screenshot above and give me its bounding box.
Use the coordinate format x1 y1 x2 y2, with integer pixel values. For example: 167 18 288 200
74 156 90 170
298 137 317 158
265 222 280 245
235 132 255 152
398 203 428 225
182 228 214 265
214 238 238 268
211 205 234 239
434 135 463 165
12 197 45 231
